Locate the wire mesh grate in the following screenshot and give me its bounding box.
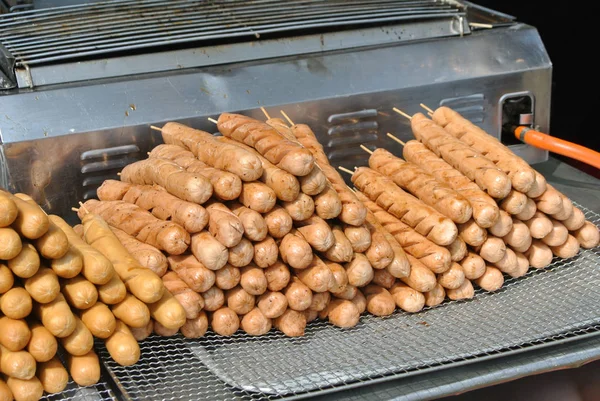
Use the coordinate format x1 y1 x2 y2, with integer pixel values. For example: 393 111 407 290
41 380 116 401
96 203 600 401
0 0 464 67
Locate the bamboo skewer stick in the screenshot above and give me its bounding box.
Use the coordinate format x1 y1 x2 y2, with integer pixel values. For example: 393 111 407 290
338 166 355 176
393 107 413 121
280 110 294 126
386 133 406 146
469 22 494 29
419 103 434 114
260 107 271 120
360 145 374 155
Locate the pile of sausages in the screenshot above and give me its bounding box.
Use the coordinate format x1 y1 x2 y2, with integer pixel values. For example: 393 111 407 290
0 190 185 401
351 107 599 303
2 105 597 400
79 107 598 344
87 114 389 337
88 108 600 339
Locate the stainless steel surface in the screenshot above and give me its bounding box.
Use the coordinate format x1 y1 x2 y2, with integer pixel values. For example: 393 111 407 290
0 0 469 87
98 206 600 400
460 1 515 26
519 113 534 125
0 0 33 14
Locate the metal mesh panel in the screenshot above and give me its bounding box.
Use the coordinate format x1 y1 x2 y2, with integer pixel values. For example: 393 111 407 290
41 380 115 401
98 204 600 401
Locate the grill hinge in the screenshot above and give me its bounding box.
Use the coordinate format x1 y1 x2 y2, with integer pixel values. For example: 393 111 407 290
0 43 16 89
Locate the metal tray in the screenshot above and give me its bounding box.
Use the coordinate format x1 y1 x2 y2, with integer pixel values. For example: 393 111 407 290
97 204 600 401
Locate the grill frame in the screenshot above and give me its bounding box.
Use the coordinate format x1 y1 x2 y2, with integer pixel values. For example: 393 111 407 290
0 0 465 67
0 0 476 88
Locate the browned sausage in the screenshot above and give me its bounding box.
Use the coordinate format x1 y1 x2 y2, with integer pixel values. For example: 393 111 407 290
217 113 315 176
431 106 536 193
290 124 367 226
402 141 500 228
369 148 472 223
572 221 600 249
228 201 268 242
411 113 511 199
352 167 457 246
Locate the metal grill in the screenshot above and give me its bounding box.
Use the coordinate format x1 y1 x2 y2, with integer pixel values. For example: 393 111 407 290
41 380 116 401
0 0 464 67
97 204 600 401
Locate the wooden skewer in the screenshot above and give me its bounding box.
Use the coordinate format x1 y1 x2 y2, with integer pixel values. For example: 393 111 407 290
117 172 121 176
427 112 434 118
208 118 218 124
71 207 79 212
360 144 373 155
419 103 434 114
150 125 162 132
280 110 294 126
78 201 89 214
386 133 406 146
338 166 354 176
260 106 270 120
392 107 413 121
469 22 494 29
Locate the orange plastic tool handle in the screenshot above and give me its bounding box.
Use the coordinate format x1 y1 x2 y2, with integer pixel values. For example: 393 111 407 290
515 126 600 170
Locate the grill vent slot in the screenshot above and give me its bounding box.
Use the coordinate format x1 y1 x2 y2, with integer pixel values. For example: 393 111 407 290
439 93 485 124
80 144 141 199
325 108 378 174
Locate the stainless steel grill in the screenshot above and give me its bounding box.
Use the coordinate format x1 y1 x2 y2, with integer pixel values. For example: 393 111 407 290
0 0 464 67
96 204 600 401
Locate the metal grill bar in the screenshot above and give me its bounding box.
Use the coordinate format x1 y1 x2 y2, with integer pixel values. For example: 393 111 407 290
97 204 600 401
5 2 450 44
2 0 445 32
5 5 456 50
0 0 464 66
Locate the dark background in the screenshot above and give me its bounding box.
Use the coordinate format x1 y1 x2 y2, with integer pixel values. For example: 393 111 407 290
473 1 599 177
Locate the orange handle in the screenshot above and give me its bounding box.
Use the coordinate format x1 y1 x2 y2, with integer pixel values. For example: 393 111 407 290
515 126 600 170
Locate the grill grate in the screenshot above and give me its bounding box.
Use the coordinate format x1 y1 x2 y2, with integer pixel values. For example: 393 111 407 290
41 379 116 401
97 204 600 401
0 0 464 67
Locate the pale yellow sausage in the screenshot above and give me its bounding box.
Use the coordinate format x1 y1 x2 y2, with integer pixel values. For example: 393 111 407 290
7 192 49 240
26 323 57 363
0 228 22 261
104 320 140 367
24 267 60 306
5 376 44 401
67 350 101 387
7 243 38 279
36 357 69 394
